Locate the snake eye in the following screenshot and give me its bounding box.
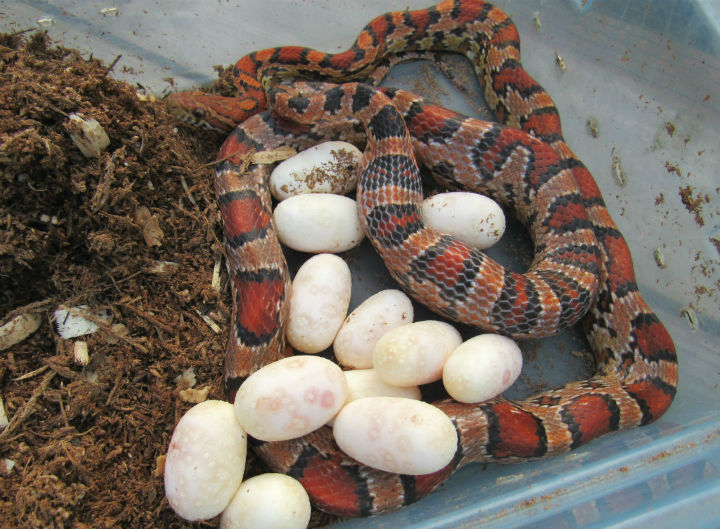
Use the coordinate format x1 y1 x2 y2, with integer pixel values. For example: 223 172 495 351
191 107 207 120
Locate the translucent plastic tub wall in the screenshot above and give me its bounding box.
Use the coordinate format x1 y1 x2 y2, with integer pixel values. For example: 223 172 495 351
2 1 718 527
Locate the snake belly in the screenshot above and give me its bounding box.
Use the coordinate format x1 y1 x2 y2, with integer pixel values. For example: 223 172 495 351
173 0 678 518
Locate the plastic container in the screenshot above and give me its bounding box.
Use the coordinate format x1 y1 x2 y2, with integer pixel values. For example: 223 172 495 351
3 1 717 527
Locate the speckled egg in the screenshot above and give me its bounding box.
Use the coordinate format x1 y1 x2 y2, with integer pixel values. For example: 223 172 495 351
220 473 310 529
233 355 347 442
372 320 462 386
421 191 505 249
269 141 361 200
333 397 457 475
164 400 247 521
333 289 414 369
286 253 351 354
443 333 523 403
327 368 421 426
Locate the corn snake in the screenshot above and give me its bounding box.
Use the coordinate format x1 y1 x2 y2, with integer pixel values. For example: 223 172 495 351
167 0 678 517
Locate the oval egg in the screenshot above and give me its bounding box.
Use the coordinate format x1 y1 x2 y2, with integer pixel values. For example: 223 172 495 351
327 368 421 426
442 333 523 403
164 400 247 521
333 289 414 369
421 191 505 249
234 355 347 441
344 369 421 402
274 193 365 253
220 473 310 529
333 397 457 475
373 320 462 386
286 253 352 354
270 141 361 200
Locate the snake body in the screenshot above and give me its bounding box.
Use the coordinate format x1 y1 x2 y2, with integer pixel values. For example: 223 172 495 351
170 0 678 517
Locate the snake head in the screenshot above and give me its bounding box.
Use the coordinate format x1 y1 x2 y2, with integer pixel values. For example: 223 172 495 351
165 91 258 132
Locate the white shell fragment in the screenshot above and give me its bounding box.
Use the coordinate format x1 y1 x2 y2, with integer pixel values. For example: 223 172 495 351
67 113 110 158
234 355 347 442
164 400 247 521
421 192 505 249
274 193 365 253
270 141 361 200
333 289 414 369
220 473 311 529
286 254 352 354
0 312 42 351
0 396 9 430
373 321 462 386
54 306 109 339
443 334 523 403
333 397 457 475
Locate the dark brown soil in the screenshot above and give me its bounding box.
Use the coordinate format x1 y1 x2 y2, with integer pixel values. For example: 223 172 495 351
0 31 339 528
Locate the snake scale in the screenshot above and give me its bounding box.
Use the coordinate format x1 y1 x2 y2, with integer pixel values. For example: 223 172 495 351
167 0 678 517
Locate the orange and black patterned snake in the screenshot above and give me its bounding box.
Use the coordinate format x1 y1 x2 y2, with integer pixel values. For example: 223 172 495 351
166 0 677 516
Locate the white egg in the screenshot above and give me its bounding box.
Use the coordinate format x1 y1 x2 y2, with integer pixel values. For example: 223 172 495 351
442 334 523 403
421 191 505 249
333 397 457 475
164 400 247 521
270 141 362 200
327 368 421 426
344 369 421 401
373 320 462 386
286 253 352 354
273 193 365 253
333 289 414 369
234 355 347 441
220 473 310 529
